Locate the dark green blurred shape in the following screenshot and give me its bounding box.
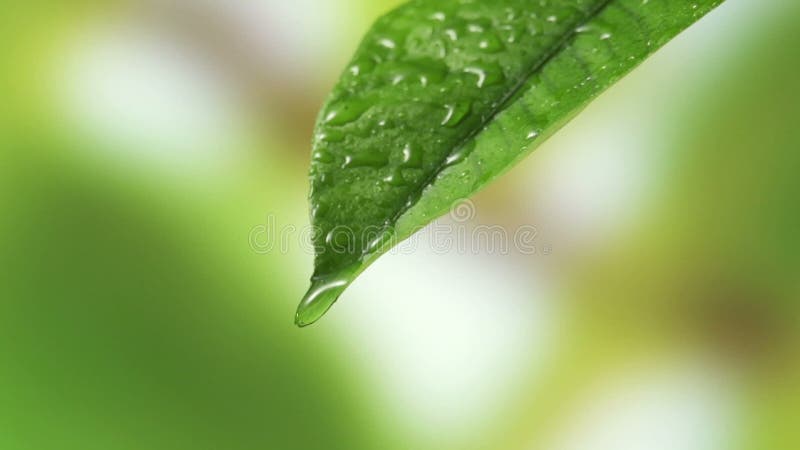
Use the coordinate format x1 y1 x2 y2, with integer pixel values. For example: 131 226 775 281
0 140 399 449
0 4 400 449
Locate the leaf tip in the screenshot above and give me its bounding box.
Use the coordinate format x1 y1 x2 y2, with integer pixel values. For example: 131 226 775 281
294 276 351 328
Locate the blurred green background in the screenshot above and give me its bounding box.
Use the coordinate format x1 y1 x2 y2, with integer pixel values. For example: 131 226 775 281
1 1 798 449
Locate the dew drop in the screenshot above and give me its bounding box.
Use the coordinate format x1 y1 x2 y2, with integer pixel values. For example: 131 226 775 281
385 59 448 87
464 67 487 87
445 141 476 166
296 275 350 327
366 228 393 253
464 63 505 88
342 151 389 168
319 129 345 143
312 150 335 163
378 38 396 49
401 144 423 168
478 34 504 53
325 100 370 126
348 58 375 77
383 167 406 186
311 203 328 219
441 102 471 127
445 153 463 166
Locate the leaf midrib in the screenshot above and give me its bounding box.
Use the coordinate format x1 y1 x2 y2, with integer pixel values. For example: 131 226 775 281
379 0 616 242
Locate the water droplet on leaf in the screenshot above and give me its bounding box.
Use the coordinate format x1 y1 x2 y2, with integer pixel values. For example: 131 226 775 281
343 151 389 168
441 102 472 127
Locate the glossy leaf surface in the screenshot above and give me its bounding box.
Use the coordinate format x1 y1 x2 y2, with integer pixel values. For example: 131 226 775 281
297 0 725 326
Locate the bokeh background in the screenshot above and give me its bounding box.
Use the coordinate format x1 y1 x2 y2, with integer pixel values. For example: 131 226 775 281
2 1 799 449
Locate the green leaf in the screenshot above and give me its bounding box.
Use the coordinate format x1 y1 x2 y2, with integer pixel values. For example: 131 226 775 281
296 0 725 326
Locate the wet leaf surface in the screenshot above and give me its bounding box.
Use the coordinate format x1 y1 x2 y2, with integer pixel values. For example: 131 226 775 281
297 0 725 326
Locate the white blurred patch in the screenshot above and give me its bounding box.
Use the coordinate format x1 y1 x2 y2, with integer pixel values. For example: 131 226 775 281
60 20 245 176
511 61 661 258
154 0 346 79
227 0 343 77
526 125 650 252
336 236 558 441
544 362 737 450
